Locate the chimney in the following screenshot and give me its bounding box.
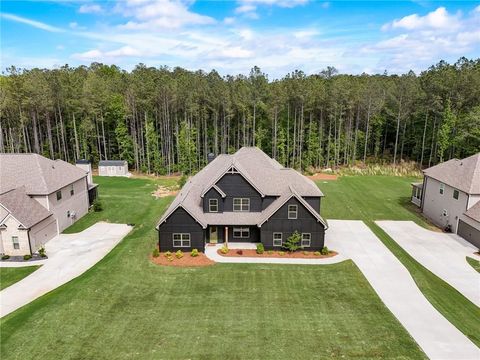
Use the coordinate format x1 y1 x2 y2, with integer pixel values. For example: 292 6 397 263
207 153 216 164
76 159 93 185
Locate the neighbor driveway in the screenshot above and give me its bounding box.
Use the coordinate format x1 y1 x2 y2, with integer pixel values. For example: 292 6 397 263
326 220 479 360
377 220 480 307
0 222 132 318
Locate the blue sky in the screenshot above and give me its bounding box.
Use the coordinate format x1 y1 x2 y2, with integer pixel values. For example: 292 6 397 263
1 1 479 77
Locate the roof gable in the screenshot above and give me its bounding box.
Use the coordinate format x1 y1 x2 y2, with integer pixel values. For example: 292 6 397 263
0 153 88 195
424 153 480 194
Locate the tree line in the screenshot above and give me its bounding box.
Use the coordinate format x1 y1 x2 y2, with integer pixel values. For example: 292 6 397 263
0 58 479 175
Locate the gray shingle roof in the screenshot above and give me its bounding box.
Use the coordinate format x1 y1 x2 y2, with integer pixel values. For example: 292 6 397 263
0 187 53 228
0 154 88 195
424 153 480 194
157 147 326 229
464 202 480 223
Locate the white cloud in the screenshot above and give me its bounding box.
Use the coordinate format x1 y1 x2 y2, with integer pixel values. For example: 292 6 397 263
382 7 461 31
238 0 309 8
0 13 64 32
223 17 235 24
115 0 215 29
235 4 257 14
78 4 103 14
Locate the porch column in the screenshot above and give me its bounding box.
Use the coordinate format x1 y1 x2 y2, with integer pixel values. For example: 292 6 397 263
225 226 228 246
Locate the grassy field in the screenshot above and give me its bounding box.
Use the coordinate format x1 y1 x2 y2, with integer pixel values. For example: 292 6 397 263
0 176 426 360
467 256 480 273
0 266 40 290
320 175 480 347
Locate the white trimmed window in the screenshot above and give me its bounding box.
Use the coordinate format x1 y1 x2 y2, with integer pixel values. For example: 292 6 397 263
12 236 19 250
453 189 459 200
301 233 311 247
288 205 298 219
209 198 218 212
70 184 74 196
273 232 283 246
233 227 250 238
233 198 250 212
173 233 191 248
56 190 62 201
439 183 445 195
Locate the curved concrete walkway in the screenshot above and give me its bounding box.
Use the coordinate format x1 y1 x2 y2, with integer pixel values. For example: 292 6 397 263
377 220 480 307
0 259 48 268
0 222 132 318
205 244 347 265
326 220 479 360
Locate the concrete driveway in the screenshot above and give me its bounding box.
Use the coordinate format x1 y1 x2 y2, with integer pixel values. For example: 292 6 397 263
0 222 132 318
377 220 480 307
326 220 479 360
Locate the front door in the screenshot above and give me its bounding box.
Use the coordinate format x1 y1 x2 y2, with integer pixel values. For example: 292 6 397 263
210 226 218 244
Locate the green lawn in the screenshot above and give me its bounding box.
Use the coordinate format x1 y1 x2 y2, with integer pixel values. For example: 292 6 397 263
319 175 480 347
0 266 40 290
0 176 426 359
467 256 480 273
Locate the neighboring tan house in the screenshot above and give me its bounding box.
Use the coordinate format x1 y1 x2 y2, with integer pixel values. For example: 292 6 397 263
0 153 96 256
412 153 480 248
98 160 130 177
156 147 328 252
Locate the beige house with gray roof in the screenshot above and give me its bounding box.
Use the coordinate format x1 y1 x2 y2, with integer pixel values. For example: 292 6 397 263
413 153 480 248
0 154 97 256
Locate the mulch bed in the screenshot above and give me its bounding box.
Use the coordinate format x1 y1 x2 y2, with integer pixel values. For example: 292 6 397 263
308 173 338 181
218 249 338 259
150 253 215 267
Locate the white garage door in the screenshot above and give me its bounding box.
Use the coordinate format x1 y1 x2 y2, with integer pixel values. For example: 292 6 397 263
457 220 480 249
31 219 58 250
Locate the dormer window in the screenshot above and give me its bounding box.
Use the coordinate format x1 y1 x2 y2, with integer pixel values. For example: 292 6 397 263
209 199 218 212
233 198 250 212
288 205 298 219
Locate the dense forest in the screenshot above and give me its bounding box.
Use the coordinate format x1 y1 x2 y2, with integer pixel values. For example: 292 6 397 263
0 57 479 175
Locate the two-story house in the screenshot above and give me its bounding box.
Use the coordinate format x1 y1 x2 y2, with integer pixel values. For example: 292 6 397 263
0 154 97 256
412 152 480 248
156 147 328 252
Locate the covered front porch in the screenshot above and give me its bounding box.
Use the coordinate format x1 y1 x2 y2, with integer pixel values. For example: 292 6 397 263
206 225 260 244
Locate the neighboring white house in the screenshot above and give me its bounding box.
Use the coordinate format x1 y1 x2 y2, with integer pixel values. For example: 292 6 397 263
98 160 130 177
0 153 95 256
412 153 480 248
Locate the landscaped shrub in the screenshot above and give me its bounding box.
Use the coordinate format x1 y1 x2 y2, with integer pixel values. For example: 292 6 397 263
256 243 264 254
321 246 329 255
175 250 184 259
92 199 103 212
152 248 160 258
191 249 199 257
38 247 47 258
283 231 301 252
278 251 285 256
23 254 32 261
236 249 243 255
313 251 321 256
164 251 172 258
220 245 229 254
1 254 10 260
267 250 274 255
303 251 309 255
167 255 174 262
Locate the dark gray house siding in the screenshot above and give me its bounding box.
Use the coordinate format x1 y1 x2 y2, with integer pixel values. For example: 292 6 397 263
216 173 263 211
202 187 224 213
260 198 325 251
262 196 277 210
158 207 205 252
304 197 321 213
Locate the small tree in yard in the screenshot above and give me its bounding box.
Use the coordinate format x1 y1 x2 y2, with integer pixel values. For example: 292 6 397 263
283 231 301 252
